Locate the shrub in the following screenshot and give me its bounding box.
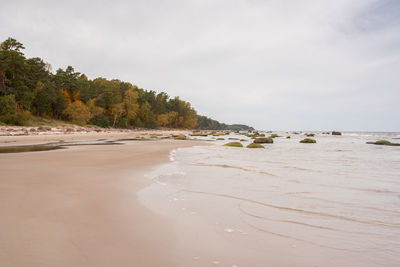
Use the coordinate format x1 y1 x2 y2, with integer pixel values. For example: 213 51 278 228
89 115 110 128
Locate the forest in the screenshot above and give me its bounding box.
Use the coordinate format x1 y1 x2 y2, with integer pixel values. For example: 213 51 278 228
0 38 252 131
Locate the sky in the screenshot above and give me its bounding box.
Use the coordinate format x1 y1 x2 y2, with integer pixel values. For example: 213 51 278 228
1 0 399 131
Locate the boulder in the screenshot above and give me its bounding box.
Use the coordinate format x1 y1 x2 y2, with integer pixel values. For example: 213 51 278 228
224 142 243 147
246 143 264 148
253 137 273 144
366 140 400 146
300 138 316 143
332 131 342 135
174 135 187 140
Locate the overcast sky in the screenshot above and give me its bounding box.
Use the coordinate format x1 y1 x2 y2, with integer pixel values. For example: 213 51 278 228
1 0 399 131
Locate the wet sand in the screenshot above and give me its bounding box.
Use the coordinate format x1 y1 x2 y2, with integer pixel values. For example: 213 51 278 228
0 136 203 267
0 129 189 146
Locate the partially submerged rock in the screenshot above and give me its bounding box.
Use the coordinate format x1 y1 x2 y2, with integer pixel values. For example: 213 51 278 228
246 143 264 148
300 138 316 143
332 131 342 135
286 136 291 139
174 135 187 140
224 142 243 147
253 137 273 144
366 140 400 146
270 134 279 138
305 133 315 137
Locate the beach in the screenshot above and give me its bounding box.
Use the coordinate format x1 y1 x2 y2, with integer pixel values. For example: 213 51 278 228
0 130 204 267
1 130 399 267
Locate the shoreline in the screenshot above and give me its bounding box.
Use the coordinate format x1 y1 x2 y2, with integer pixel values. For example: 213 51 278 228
0 133 205 266
0 126 192 146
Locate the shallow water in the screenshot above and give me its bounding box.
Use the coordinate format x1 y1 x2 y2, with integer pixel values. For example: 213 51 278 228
139 132 400 266
0 140 123 153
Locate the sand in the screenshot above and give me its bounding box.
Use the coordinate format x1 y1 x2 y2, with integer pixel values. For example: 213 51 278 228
0 133 204 267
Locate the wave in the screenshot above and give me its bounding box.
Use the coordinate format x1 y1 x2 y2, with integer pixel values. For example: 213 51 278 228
238 204 394 237
287 194 400 216
242 219 378 253
282 165 322 172
191 163 277 177
181 189 400 229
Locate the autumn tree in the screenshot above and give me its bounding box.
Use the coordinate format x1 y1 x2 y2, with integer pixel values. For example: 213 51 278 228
63 100 91 124
122 88 139 126
111 103 124 127
0 37 249 130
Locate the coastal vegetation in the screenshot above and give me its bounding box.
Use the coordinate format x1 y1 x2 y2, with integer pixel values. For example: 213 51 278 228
0 38 252 130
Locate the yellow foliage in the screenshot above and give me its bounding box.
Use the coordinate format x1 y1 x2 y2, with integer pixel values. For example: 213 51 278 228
87 99 104 118
72 90 80 101
59 89 71 105
123 89 139 121
63 100 90 123
156 113 169 127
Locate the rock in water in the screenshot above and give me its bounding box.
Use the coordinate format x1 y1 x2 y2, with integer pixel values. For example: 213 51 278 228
300 138 316 143
224 142 243 147
253 137 273 144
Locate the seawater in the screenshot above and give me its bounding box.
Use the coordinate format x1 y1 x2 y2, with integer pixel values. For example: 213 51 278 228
139 132 400 267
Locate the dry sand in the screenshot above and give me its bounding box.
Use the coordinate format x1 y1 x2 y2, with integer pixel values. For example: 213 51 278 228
0 133 204 267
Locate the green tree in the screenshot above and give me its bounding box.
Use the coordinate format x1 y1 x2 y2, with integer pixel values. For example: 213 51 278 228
0 94 17 116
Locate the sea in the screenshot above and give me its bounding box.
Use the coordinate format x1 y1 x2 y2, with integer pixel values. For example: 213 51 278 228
138 131 400 267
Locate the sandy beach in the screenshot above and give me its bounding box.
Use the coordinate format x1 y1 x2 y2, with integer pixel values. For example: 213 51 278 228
0 131 204 267
1 130 399 267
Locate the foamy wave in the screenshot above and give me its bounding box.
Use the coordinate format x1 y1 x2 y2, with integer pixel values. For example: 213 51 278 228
192 163 277 177
169 149 177 161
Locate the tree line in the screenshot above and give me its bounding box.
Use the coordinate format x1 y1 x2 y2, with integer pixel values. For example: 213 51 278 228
0 38 252 130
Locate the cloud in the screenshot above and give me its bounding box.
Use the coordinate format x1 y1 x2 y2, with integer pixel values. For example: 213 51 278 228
1 0 399 131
